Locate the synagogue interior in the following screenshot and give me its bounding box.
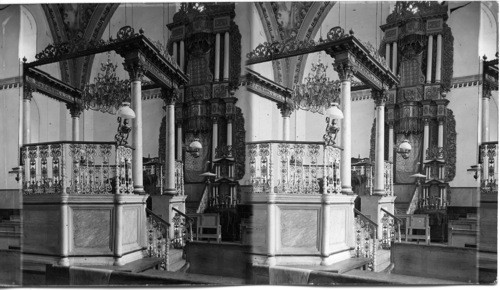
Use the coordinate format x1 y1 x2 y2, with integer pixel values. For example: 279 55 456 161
0 1 498 286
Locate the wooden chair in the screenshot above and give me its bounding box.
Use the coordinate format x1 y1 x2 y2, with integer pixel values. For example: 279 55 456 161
404 214 430 244
195 213 221 243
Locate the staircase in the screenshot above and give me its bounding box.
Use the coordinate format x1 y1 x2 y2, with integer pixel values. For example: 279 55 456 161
0 215 21 250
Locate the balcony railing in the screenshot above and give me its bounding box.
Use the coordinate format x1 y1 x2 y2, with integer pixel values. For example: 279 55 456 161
479 141 498 193
353 208 377 271
380 208 402 249
175 160 185 196
20 142 133 195
247 141 342 195
146 208 170 270
384 161 394 196
351 160 393 196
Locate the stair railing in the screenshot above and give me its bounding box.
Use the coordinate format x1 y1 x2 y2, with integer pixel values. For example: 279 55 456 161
353 208 378 271
196 184 209 214
146 208 170 270
172 207 194 249
380 208 402 249
406 185 419 214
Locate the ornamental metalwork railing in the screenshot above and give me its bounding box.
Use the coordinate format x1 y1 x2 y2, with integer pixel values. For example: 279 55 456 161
172 207 194 249
146 208 170 271
384 161 394 196
20 141 133 195
351 162 373 195
380 208 402 249
246 141 342 195
353 208 377 271
175 161 185 196
479 141 498 193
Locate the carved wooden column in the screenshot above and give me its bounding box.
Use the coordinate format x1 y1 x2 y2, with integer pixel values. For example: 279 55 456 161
482 83 491 143
180 40 185 71
435 34 442 83
426 35 433 83
22 85 33 145
67 103 83 142
373 90 386 195
392 42 398 74
385 43 391 68
435 97 449 160
175 104 183 161
215 33 221 82
223 31 230 81
334 62 355 195
124 60 145 194
422 100 432 161
212 117 219 161
210 98 221 161
173 42 178 64
277 102 293 141
387 104 395 162
162 88 178 195
224 94 237 147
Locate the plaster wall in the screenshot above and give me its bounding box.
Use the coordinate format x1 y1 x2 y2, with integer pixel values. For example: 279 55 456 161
297 2 391 143
0 4 65 192
447 85 481 189
240 3 280 142
0 88 21 190
447 2 481 78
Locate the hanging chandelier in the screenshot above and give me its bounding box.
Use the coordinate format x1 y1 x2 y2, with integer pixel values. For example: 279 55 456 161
291 61 341 113
81 59 130 114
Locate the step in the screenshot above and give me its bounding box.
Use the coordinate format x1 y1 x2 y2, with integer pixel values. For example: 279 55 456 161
9 215 20 222
140 268 245 285
168 248 183 263
285 257 371 274
343 269 463 285
90 257 163 273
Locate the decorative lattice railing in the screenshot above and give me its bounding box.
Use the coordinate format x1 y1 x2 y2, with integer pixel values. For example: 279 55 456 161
246 141 342 195
479 141 498 194
21 141 133 195
146 208 170 270
353 208 377 271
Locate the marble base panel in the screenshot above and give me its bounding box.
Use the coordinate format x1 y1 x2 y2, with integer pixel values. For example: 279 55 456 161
23 195 148 268
244 194 356 266
360 195 396 239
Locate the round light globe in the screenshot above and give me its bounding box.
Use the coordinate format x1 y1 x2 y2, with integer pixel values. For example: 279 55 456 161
189 138 203 150
326 104 344 120
117 102 136 119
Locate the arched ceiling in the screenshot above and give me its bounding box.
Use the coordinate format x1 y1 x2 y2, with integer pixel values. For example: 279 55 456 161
254 2 335 88
42 4 119 89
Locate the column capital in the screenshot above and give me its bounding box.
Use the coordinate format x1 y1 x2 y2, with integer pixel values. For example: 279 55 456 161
334 62 356 82
277 102 294 118
161 87 179 105
483 83 493 99
212 116 219 124
123 59 146 81
23 84 35 101
371 90 387 106
66 102 83 118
